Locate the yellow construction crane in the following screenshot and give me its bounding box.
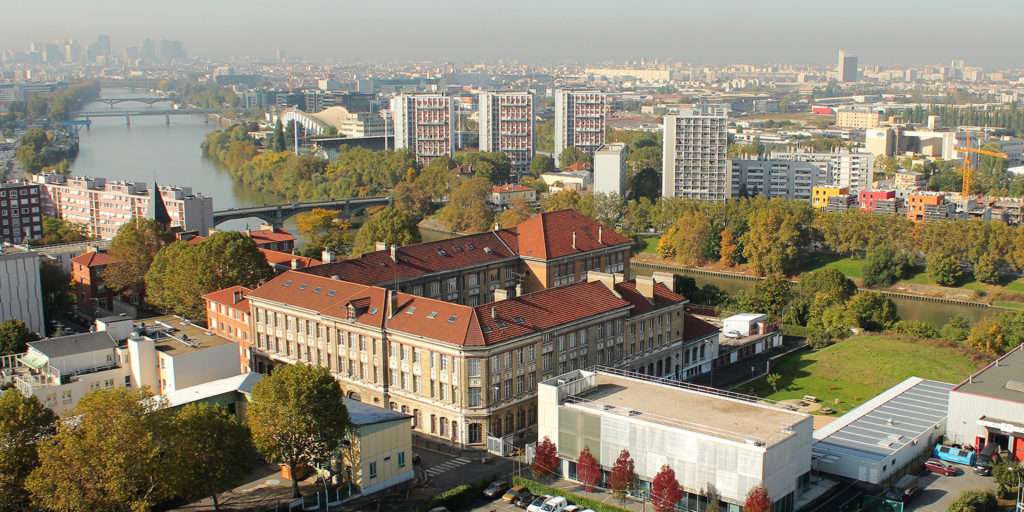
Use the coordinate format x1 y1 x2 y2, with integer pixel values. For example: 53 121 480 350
954 136 1007 195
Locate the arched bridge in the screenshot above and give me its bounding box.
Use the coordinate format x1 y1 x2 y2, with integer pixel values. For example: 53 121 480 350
95 97 176 106
212 196 391 227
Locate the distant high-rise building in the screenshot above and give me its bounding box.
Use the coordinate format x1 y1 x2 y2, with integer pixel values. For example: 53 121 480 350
391 93 454 165
553 89 606 160
478 91 535 173
94 34 111 56
771 148 875 191
276 49 285 62
838 49 858 82
662 105 731 200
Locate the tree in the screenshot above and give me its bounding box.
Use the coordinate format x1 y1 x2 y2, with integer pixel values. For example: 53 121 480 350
557 146 592 169
437 177 494 234
608 449 637 501
889 320 940 339
737 273 792 318
843 292 899 331
650 465 683 512
352 207 422 255
0 390 56 512
0 319 40 356
103 218 173 298
499 196 535 228
295 208 353 257
927 250 965 287
992 460 1021 499
145 232 273 320
391 181 433 221
974 254 1001 284
531 436 559 478
272 119 286 152
744 484 771 512
249 364 351 498
27 388 174 512
576 446 600 494
941 315 972 342
947 489 998 512
766 373 782 393
528 154 555 177
39 261 75 327
668 211 713 266
862 245 911 288
656 227 677 259
719 227 739 266
164 403 255 510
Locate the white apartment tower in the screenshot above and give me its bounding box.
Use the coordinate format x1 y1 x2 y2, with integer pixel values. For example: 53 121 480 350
770 149 875 191
594 143 627 196
479 91 535 173
390 93 455 165
662 105 731 200
554 89 606 160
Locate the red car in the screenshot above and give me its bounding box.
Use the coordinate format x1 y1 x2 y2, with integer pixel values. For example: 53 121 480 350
924 458 956 476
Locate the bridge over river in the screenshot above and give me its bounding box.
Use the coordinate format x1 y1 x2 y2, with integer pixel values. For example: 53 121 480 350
212 196 391 227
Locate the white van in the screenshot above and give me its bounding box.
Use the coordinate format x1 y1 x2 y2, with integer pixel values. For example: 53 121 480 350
540 496 569 512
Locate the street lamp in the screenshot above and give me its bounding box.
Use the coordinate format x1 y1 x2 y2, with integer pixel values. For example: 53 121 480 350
1009 466 1023 512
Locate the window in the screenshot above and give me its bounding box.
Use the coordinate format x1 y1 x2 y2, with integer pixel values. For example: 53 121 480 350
467 358 481 377
528 345 536 362
398 451 406 467
468 387 481 407
369 461 377 478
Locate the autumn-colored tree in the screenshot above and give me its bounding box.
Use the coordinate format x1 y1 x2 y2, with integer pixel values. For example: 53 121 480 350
670 211 713 266
719 227 738 266
295 207 353 257
576 446 600 494
352 207 422 255
744 483 771 512
0 390 57 512
531 436 559 478
437 177 494 234
650 465 683 512
656 227 677 259
608 449 637 501
498 196 535 228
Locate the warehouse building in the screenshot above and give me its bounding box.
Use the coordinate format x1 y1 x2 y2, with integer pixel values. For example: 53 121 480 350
947 344 1024 460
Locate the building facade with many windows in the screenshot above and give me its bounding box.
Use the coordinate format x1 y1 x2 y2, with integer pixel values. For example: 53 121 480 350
554 89 606 158
478 91 535 173
662 105 731 200
391 93 454 165
0 181 43 244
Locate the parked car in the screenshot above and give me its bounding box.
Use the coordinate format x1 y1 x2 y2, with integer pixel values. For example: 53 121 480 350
974 442 1001 476
483 480 509 498
563 506 584 512
503 486 528 503
724 330 742 338
513 491 536 508
428 508 450 512
924 458 957 476
527 495 553 512
883 474 920 503
541 496 570 512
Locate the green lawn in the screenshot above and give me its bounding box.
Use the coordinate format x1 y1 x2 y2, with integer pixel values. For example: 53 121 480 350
799 254 862 279
1005 280 1024 293
739 335 982 414
638 236 659 254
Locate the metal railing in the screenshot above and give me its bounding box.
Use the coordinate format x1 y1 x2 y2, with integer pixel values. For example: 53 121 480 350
586 365 790 409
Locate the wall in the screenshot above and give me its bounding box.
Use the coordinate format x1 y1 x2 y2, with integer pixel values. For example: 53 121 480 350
163 341 241 392
947 391 1024 446
355 418 414 495
0 249 44 334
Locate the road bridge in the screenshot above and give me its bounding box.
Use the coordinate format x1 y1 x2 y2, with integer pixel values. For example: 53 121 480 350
212 196 391 227
94 97 175 107
74 109 223 126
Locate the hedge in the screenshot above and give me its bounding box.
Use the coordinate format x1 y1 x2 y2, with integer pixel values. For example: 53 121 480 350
512 476 630 512
412 473 500 512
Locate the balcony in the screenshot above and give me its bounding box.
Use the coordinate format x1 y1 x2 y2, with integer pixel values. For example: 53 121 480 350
0 352 120 395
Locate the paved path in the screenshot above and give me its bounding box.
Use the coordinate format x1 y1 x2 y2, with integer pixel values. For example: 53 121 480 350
424 457 472 479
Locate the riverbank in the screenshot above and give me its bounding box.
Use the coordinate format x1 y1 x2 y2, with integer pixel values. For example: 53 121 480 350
630 252 996 310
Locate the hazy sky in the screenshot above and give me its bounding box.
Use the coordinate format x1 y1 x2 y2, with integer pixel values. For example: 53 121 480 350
1 0 1020 68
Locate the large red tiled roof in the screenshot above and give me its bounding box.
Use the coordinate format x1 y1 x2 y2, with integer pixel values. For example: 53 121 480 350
614 281 687 315
516 210 631 260
299 230 518 284
202 285 252 312
249 228 296 245
684 314 720 341
261 249 321 269
472 280 632 345
246 271 388 330
384 293 483 347
71 251 117 268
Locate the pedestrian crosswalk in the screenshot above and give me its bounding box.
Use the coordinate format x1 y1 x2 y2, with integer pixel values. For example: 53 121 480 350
425 458 471 478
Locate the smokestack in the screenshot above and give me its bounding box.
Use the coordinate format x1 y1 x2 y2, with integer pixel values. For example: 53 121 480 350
572 231 577 250
321 250 335 263
291 258 300 269
390 245 398 263
389 290 399 318
598 226 603 244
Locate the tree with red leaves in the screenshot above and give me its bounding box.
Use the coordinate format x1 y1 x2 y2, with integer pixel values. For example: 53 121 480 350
577 446 601 494
650 465 683 512
745 483 771 512
608 449 637 501
531 436 559 478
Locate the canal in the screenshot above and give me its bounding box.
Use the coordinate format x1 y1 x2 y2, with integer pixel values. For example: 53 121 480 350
631 264 994 329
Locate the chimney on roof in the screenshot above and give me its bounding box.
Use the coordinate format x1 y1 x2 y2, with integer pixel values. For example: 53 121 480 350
515 284 522 297
246 226 251 237
321 250 336 263
291 258 300 269
636 275 655 299
572 231 577 250
493 288 509 301
375 241 388 252
491 306 498 320
389 289 399 318
232 289 242 304
598 226 603 244
390 244 398 263
495 220 501 231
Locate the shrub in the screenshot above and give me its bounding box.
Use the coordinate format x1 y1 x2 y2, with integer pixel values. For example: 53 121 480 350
512 476 629 512
412 474 499 512
888 320 940 339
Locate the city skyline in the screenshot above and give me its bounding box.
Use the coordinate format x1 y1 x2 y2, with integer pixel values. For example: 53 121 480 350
1 0 1022 67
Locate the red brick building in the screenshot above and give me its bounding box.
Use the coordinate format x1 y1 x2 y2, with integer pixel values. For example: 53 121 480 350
202 286 253 373
70 250 120 317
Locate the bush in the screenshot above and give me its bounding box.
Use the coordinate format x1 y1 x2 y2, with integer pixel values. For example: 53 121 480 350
512 476 630 512
927 250 966 287
947 488 997 512
412 474 499 512
888 320 940 339
862 246 911 288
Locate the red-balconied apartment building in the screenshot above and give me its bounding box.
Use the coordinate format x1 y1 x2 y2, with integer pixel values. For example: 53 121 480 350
478 91 535 173
554 89 606 158
391 93 454 165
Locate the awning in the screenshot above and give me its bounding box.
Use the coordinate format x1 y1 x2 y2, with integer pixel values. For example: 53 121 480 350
18 352 48 371
978 416 1024 435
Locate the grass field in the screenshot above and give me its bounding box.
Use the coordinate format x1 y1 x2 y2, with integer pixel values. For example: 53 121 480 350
638 236 659 254
740 335 984 414
800 253 863 279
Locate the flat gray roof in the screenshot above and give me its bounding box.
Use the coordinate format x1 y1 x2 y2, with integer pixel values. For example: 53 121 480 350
570 372 807 446
952 344 1024 404
813 378 953 463
344 398 411 426
28 331 117 359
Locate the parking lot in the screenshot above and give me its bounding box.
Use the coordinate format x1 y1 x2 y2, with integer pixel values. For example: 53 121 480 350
905 463 998 512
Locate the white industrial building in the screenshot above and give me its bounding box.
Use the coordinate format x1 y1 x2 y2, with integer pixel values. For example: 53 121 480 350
947 344 1024 460
0 244 45 335
812 377 953 486
538 368 813 512
0 314 241 416
594 143 627 196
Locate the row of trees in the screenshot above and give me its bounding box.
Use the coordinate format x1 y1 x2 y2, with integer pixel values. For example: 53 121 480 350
4 80 100 122
530 437 769 512
0 363 352 511
888 104 1024 138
